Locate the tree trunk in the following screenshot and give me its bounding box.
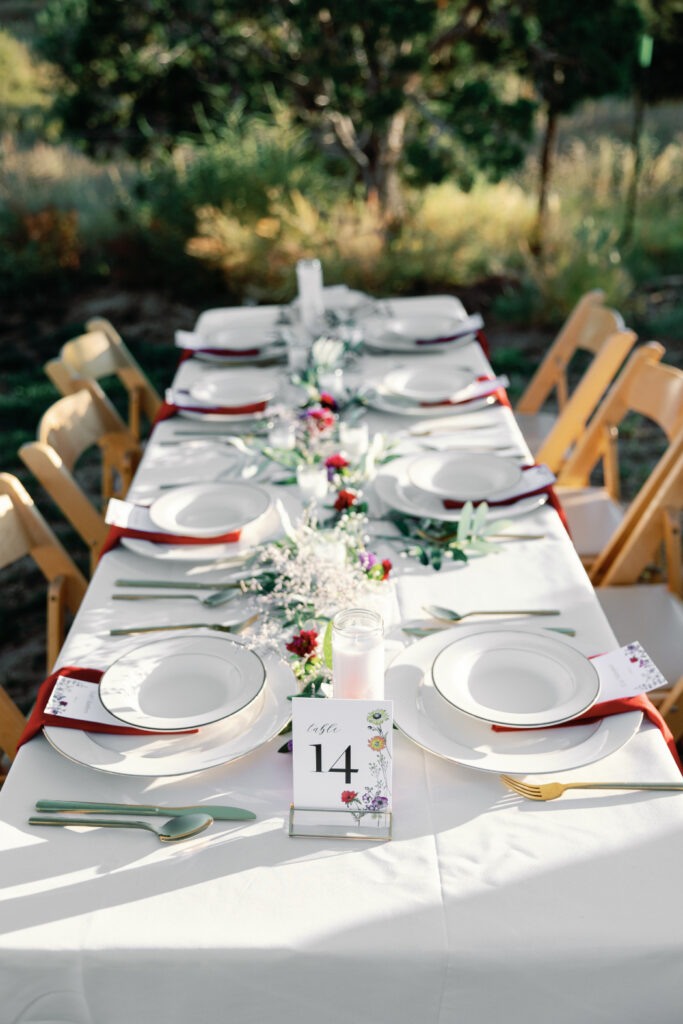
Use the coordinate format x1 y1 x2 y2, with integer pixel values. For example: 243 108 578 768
362 109 408 226
621 88 645 246
531 104 558 259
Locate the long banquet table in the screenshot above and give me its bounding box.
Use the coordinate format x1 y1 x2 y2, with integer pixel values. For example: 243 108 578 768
2 303 683 1024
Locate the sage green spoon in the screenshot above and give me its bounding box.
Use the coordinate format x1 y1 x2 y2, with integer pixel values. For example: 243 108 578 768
28 812 213 843
36 800 255 821
423 604 561 623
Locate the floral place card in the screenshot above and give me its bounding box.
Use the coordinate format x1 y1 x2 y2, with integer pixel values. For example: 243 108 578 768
290 698 393 840
44 675 120 726
593 641 668 702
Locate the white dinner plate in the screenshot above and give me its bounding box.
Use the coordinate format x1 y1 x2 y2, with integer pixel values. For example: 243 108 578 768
373 455 547 522
382 366 472 403
407 452 523 500
430 630 600 728
149 482 272 538
386 628 641 774
188 373 277 407
364 388 495 418
99 634 267 731
361 313 475 353
44 644 294 776
201 324 284 352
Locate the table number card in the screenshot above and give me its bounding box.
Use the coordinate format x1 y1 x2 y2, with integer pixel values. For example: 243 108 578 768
290 698 393 840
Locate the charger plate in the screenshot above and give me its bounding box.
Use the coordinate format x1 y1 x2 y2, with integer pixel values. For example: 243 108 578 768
430 629 600 728
44 644 293 776
99 633 267 732
373 456 547 522
386 627 641 774
407 451 522 500
149 482 272 538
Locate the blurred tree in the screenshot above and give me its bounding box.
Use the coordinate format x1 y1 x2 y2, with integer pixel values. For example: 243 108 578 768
524 0 643 255
36 0 537 220
622 4 683 243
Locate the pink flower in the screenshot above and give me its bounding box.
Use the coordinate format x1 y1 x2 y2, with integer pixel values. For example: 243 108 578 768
305 407 335 433
286 629 319 660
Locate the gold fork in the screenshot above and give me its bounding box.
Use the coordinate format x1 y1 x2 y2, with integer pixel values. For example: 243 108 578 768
500 775 683 801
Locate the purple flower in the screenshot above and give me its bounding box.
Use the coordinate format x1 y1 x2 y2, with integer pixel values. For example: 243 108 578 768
359 551 378 571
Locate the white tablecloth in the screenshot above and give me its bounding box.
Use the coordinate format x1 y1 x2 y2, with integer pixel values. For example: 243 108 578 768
2 325 683 1024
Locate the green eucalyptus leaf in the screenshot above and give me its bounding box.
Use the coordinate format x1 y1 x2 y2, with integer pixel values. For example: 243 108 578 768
430 548 443 571
480 517 514 537
322 619 334 669
471 501 489 536
456 502 473 543
449 547 468 563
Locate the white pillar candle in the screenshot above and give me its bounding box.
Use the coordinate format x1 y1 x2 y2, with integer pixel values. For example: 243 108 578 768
296 259 325 336
332 608 384 700
310 532 347 566
318 368 345 400
339 421 369 459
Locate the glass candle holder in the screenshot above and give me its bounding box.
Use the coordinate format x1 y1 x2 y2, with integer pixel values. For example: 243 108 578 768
332 608 384 700
296 463 328 502
339 421 369 460
268 421 296 450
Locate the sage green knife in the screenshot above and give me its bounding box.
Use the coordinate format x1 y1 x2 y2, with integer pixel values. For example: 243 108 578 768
115 579 250 591
35 800 256 820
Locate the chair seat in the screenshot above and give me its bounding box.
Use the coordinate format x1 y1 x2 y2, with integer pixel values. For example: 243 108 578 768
596 584 683 685
555 485 625 558
515 411 556 455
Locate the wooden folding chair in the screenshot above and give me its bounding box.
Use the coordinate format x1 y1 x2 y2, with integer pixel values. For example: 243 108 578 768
19 381 141 573
556 343 683 567
0 472 87 687
588 441 683 739
515 290 637 472
44 317 161 441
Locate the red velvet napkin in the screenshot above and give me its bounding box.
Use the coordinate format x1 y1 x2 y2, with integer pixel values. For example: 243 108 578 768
442 464 553 510
493 693 683 774
154 397 267 424
99 522 242 559
16 666 198 753
420 374 509 409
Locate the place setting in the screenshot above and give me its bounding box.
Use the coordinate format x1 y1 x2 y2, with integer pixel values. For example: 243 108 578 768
17 630 295 779
161 368 280 422
358 310 485 354
384 626 659 776
359 362 508 418
103 479 275 561
175 310 290 364
374 448 555 522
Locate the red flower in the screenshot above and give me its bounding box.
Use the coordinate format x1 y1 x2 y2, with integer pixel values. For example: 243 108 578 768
325 453 349 470
341 790 358 804
381 559 392 580
320 392 338 410
286 629 319 660
334 489 357 512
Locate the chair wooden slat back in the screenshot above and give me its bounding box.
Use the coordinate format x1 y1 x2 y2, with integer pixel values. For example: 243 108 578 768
0 474 87 677
516 290 631 415
534 328 637 473
0 683 26 776
590 432 683 587
36 382 126 472
558 343 683 501
46 318 161 441
19 382 141 572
